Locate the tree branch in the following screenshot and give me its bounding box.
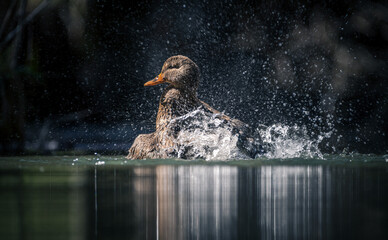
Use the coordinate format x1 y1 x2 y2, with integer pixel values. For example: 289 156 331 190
0 0 18 40
0 0 48 53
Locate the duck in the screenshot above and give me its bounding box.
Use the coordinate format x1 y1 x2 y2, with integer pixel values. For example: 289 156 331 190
127 55 266 159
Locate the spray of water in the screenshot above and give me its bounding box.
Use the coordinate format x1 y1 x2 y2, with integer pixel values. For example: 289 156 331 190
165 109 326 161
259 124 324 159
167 109 247 160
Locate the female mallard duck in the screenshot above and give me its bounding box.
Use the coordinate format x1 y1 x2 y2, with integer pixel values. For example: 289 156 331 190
127 55 266 159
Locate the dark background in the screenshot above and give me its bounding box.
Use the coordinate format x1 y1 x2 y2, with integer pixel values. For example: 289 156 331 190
0 0 387 155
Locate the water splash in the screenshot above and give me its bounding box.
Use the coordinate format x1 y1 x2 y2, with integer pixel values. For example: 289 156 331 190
259 124 324 159
168 109 247 160
166 109 326 161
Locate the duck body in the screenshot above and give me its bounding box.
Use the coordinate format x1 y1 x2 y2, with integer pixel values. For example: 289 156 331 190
127 56 266 159
128 86 200 159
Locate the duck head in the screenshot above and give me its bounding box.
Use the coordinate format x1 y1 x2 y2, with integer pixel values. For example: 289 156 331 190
144 55 200 93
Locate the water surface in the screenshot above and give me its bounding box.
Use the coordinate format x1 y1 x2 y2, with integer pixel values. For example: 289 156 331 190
0 155 387 240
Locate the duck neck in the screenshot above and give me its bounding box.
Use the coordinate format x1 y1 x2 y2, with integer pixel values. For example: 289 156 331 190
156 85 200 130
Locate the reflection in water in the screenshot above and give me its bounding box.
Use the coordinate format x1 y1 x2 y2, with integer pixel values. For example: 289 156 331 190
94 168 98 238
153 166 326 240
0 163 387 239
156 166 238 239
258 166 325 239
0 167 88 240
133 168 157 240
149 165 386 240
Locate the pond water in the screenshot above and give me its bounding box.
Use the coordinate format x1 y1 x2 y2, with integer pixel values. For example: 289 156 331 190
0 155 387 240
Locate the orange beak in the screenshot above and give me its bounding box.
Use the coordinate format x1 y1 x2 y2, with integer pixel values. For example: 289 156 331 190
144 73 166 86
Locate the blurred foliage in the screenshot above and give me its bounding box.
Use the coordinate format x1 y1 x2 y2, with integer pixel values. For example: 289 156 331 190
0 0 387 154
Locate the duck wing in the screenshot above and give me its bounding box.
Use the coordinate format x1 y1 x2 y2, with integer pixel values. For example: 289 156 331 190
200 100 267 158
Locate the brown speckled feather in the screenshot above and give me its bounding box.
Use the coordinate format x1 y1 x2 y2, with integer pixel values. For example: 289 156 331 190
127 55 263 159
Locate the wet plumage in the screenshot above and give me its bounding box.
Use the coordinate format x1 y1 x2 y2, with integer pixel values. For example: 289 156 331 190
127 55 265 159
